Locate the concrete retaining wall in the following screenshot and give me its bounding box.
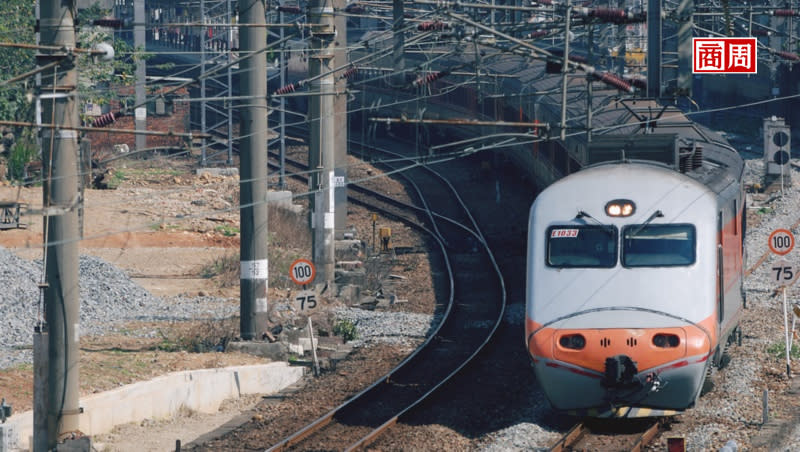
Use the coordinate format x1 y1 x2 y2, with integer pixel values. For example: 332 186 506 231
6 362 304 451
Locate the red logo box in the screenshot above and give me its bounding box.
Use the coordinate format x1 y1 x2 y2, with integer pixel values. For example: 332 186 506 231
692 37 757 74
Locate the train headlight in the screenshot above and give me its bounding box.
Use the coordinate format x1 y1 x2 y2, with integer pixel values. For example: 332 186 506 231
605 199 635 217
652 333 680 348
558 334 586 350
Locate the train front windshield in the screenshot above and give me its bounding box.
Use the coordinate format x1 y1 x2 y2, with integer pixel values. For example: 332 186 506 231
622 224 696 267
546 226 617 268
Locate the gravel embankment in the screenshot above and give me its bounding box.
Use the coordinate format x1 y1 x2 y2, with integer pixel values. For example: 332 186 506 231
0 248 236 370
332 307 436 348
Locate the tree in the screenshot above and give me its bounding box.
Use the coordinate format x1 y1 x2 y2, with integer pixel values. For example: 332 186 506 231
0 0 36 124
76 2 137 120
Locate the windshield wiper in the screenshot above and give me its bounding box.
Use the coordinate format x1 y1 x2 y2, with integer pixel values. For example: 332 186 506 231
576 210 603 225
576 211 616 236
628 210 664 237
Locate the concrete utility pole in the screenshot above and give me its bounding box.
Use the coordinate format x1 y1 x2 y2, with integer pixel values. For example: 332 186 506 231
676 0 694 97
392 0 405 87
647 0 662 99
309 0 336 288
334 0 348 235
38 0 81 447
560 2 572 141
239 0 270 340
134 0 146 152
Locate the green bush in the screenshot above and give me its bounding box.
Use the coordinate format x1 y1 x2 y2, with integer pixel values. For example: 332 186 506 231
7 137 37 181
333 319 358 342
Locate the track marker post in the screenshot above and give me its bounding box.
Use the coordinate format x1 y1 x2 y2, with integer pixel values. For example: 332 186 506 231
769 229 795 378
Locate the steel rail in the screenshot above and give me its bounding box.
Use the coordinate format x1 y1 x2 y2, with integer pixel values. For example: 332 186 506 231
265 135 505 451
548 419 664 451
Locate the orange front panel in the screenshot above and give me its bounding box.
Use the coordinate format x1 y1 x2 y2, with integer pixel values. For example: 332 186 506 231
527 317 716 373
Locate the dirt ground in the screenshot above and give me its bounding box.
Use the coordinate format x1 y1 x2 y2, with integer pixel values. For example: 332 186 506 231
0 153 431 450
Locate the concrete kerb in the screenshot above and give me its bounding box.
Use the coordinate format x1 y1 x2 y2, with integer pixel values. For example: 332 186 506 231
5 362 305 451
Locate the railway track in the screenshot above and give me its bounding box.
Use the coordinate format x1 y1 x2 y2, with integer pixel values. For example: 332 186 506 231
260 134 505 449
548 418 666 452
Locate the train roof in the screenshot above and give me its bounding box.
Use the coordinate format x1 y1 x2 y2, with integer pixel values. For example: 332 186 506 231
588 103 744 196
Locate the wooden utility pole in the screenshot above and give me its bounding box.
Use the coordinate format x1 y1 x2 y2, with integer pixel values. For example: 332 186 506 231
38 0 81 447
239 0 270 339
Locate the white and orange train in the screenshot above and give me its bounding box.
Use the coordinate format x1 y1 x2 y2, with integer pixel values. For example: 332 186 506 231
526 115 745 417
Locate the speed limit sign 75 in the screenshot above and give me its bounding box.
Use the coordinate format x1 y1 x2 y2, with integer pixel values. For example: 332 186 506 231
769 229 795 256
289 259 316 286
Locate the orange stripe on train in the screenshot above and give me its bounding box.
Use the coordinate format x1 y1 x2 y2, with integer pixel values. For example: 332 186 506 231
526 315 717 373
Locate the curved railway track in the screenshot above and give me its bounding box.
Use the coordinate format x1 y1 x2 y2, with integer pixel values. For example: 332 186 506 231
259 136 506 450
548 419 666 452
203 124 688 450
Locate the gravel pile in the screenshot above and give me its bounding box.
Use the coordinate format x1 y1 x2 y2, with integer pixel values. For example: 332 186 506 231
332 307 437 347
0 247 236 370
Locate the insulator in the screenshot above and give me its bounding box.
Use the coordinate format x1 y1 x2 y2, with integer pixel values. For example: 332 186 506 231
93 18 123 28
751 29 770 36
92 112 116 128
274 84 296 95
527 31 548 39
777 51 800 61
773 10 800 17
588 8 645 24
534 0 553 5
417 21 450 31
623 76 646 90
412 70 449 87
340 67 358 80
569 54 587 64
276 5 302 14
594 72 633 92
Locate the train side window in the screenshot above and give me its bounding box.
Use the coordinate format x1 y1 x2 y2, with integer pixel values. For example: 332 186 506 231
621 224 696 267
546 225 617 268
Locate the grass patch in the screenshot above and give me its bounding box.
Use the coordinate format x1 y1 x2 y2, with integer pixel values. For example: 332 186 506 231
201 251 240 288
766 341 800 360
215 224 240 236
106 169 128 189
200 205 312 290
154 318 239 353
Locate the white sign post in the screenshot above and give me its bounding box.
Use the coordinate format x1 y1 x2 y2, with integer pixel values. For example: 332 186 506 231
769 229 796 378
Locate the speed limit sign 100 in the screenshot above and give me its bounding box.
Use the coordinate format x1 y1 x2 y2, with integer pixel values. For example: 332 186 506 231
289 258 316 286
769 229 795 256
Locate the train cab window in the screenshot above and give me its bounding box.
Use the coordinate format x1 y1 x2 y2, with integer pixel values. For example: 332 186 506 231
546 225 617 268
622 224 696 267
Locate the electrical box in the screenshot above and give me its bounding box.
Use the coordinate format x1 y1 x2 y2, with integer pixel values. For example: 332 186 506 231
764 116 791 179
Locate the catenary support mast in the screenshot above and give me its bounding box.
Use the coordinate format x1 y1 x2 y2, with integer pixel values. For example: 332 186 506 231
239 0 270 339
38 0 81 447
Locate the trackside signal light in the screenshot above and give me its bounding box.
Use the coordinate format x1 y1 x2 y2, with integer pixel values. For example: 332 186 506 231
652 334 680 348
559 334 586 350
605 199 635 217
